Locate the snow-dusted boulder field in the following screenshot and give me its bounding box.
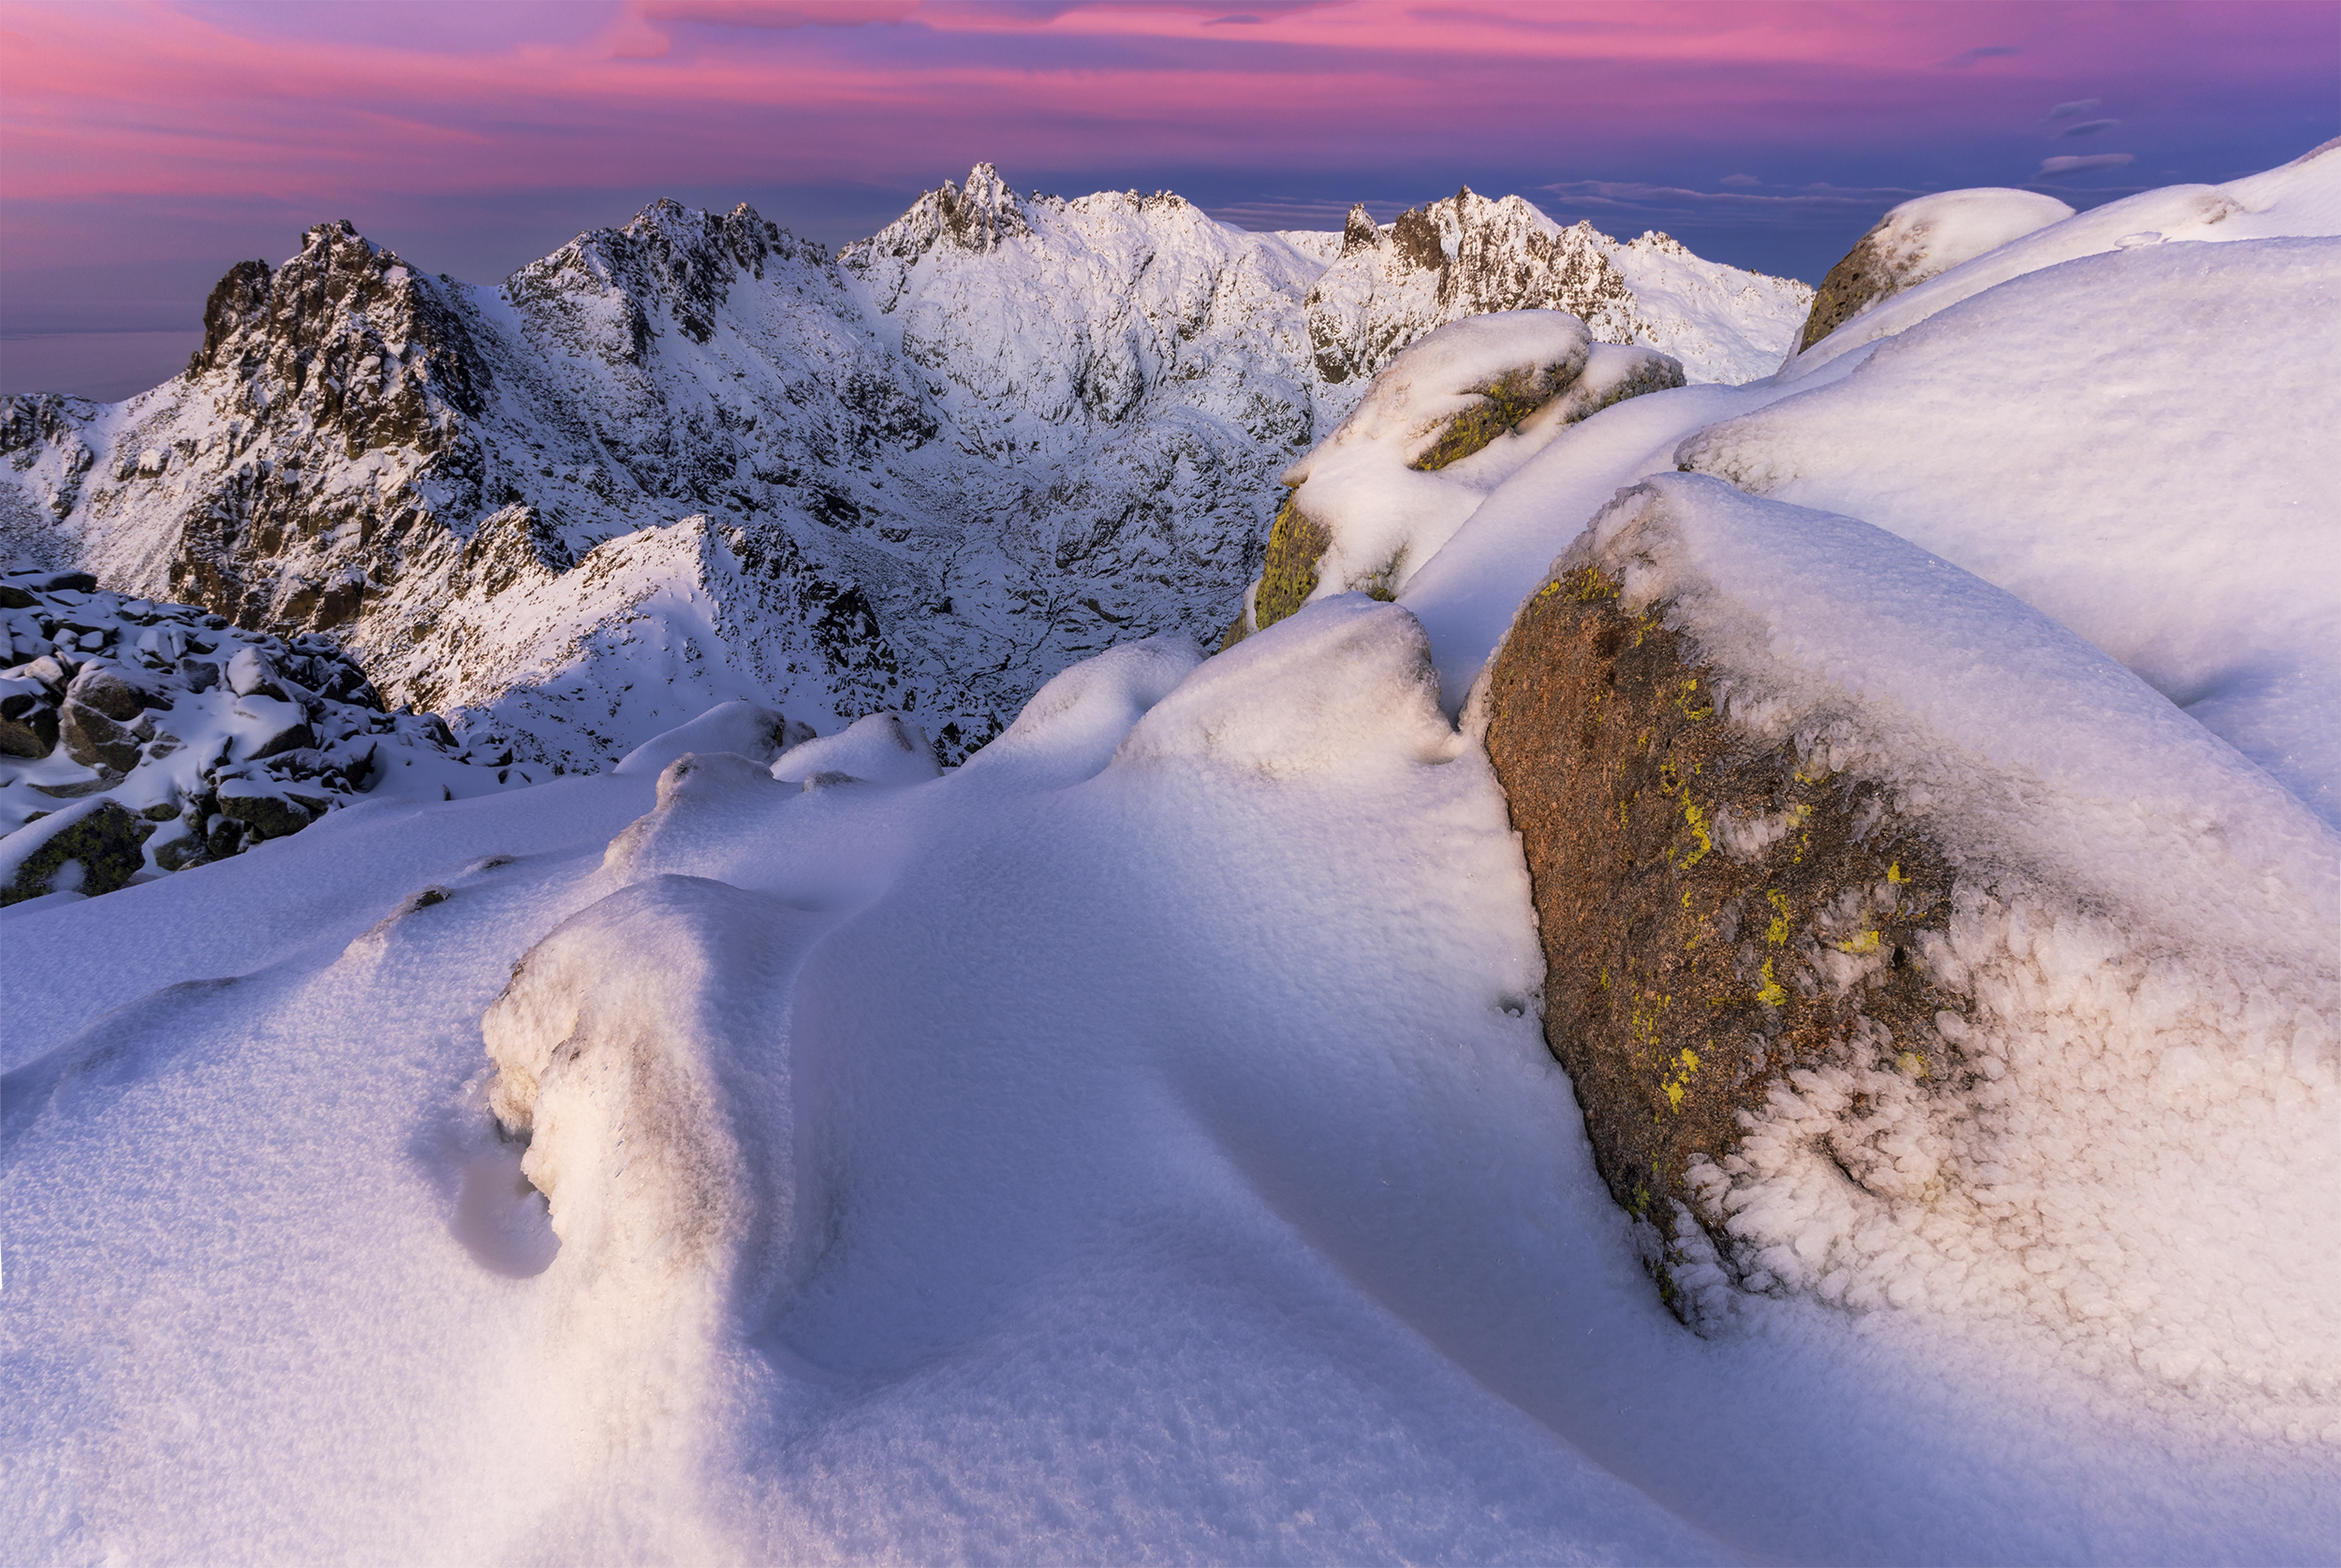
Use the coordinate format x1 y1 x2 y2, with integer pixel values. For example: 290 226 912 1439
0 564 526 906
0 167 1804 770
4 145 2337 1563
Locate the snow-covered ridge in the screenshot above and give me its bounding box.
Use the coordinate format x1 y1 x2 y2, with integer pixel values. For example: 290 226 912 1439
0 165 1807 772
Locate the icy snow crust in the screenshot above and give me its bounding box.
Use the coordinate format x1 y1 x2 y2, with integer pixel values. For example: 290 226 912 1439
7 615 2336 1562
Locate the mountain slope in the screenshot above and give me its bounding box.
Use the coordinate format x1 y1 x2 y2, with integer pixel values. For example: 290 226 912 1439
2 167 1808 769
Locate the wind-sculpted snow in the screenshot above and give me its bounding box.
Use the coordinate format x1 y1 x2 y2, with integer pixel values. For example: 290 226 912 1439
1684 235 2341 825
2 165 1806 771
7 620 2335 1560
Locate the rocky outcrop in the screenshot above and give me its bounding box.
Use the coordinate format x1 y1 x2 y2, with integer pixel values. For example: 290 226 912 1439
1794 189 2074 353
1477 474 2338 1421
1229 317 1686 646
1484 560 1968 1316
0 564 523 899
1 798 155 904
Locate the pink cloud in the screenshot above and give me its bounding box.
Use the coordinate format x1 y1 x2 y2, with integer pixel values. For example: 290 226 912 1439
0 1 2329 227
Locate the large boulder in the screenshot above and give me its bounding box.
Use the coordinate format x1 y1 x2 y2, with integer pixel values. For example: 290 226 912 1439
1481 476 2336 1428
57 698 142 773
0 676 58 757
65 663 151 722
0 799 155 904
1794 188 2073 353
1228 314 1682 647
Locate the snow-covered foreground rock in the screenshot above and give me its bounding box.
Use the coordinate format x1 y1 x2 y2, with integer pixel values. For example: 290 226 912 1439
7 611 2334 1563
1 168 1804 770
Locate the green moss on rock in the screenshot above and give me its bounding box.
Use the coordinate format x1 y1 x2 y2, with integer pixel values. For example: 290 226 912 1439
1248 495 1333 637
2 800 155 905
1484 565 1973 1319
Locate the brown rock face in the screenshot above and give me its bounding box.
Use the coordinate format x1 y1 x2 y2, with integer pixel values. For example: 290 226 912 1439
1796 227 1902 352
0 685 58 757
1483 564 1972 1315
58 699 143 774
65 666 147 722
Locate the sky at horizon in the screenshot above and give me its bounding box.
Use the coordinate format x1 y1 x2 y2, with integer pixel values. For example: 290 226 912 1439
2 0 2334 399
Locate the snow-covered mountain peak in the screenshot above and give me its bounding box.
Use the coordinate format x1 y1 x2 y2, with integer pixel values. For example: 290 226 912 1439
4 166 1812 776
1303 186 1808 388
849 161 1034 270
186 215 487 459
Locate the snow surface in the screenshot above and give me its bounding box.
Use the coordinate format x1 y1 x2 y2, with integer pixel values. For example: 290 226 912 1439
1681 237 2341 825
1781 139 2341 381
7 608 2335 1561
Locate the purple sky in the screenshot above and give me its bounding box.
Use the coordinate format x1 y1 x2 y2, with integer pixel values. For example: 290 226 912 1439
3 0 2334 398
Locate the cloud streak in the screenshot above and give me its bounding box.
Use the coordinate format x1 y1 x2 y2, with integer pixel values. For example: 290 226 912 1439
2038 153 2135 176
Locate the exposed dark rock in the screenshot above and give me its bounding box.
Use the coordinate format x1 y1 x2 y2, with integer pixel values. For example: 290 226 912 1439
1 799 155 904
1483 563 1971 1318
57 699 142 773
65 665 146 722
1 680 58 757
216 786 314 841
1797 227 1903 352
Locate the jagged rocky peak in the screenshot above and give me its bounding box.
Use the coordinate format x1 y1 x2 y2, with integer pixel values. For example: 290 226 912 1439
508 197 829 349
1305 187 1648 386
184 216 486 454
847 161 1033 265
